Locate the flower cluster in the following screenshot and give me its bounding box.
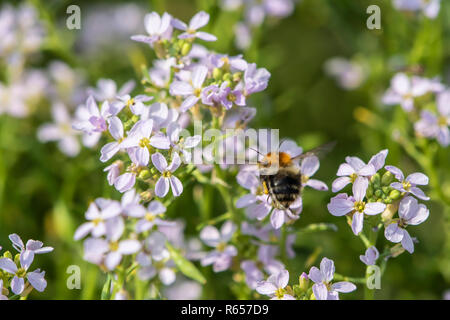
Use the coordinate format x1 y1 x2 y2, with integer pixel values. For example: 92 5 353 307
255 257 356 300
382 72 449 147
328 149 430 254
392 0 441 19
324 57 366 90
72 10 271 196
74 190 179 289
0 4 47 119
220 0 295 49
72 10 277 298
0 234 53 299
0 3 45 65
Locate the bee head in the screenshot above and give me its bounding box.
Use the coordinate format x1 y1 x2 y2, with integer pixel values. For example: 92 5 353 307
258 152 292 174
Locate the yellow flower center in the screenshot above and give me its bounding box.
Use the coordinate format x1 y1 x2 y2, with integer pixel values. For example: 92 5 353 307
163 171 172 178
227 93 236 102
216 242 227 252
16 268 26 278
354 200 365 213
92 218 103 226
438 116 448 126
350 173 358 183
154 261 165 270
402 181 411 191
301 175 309 184
126 98 135 108
139 137 150 148
402 93 413 100
60 123 72 134
194 87 202 97
109 241 119 252
145 212 156 221
275 288 286 299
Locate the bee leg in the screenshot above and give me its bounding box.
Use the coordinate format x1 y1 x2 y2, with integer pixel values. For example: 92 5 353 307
286 208 300 220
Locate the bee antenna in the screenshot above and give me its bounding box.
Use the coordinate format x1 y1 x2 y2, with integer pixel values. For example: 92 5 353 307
249 147 263 156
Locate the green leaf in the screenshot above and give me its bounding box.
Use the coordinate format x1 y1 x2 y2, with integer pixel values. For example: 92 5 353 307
166 242 206 284
101 274 112 300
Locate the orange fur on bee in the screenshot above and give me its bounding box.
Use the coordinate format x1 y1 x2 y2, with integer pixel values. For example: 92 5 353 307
262 152 292 167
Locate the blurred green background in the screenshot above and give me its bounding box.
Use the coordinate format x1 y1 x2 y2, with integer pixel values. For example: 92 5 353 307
0 0 449 299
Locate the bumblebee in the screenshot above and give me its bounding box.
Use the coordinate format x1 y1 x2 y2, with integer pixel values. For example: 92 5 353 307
257 142 335 210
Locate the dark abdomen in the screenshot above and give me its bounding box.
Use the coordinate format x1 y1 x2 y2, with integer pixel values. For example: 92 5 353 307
262 173 301 209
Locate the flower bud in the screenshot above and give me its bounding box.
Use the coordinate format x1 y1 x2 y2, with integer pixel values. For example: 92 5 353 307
366 184 374 198
213 68 223 80
3 251 12 259
382 186 391 195
381 171 394 186
374 189 383 198
299 272 309 291
222 73 232 82
382 201 399 221
139 170 151 180
389 189 401 200
232 72 242 82
371 173 381 188
140 191 152 202
14 253 20 265
181 42 192 56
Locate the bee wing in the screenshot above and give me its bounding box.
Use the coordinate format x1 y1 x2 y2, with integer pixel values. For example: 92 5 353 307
291 141 336 162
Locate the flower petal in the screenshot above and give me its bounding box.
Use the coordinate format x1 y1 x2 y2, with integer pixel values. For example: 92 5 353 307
332 281 356 293
152 152 168 173
351 212 364 235
189 11 209 30
406 172 429 185
270 210 285 229
27 271 47 292
384 223 404 243
312 283 328 300
0 258 18 274
11 276 25 295
306 179 328 191
352 177 368 202
200 226 221 247
300 156 319 177
364 202 386 215
256 281 277 295
320 257 335 282
336 163 355 176
331 177 351 192
401 230 414 254
169 176 183 197
327 195 354 216
155 177 169 197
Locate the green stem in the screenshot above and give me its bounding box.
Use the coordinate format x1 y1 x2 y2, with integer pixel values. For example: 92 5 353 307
280 225 288 265
334 273 366 284
358 232 372 249
359 228 380 299
364 266 375 300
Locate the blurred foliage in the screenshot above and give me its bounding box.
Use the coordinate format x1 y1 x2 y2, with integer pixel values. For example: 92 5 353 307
0 0 449 299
